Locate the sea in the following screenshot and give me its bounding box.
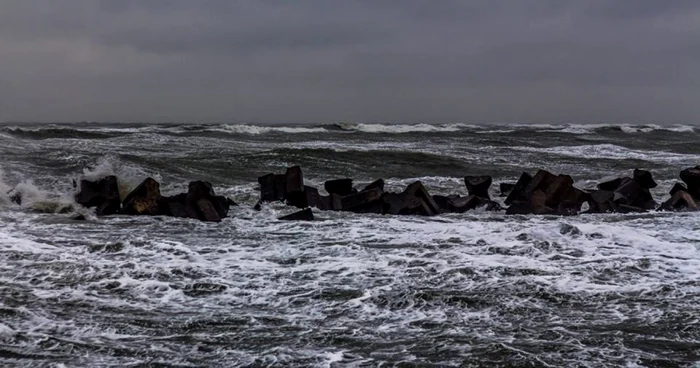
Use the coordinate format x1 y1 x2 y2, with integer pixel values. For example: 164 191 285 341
0 122 699 367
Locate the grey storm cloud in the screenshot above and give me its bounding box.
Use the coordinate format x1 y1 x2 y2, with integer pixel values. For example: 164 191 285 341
0 0 698 123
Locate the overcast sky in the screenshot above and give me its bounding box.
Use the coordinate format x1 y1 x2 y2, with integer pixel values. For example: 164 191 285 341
1 0 698 124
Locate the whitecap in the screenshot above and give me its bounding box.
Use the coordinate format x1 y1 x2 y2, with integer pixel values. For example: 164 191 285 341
511 143 700 164
209 124 328 135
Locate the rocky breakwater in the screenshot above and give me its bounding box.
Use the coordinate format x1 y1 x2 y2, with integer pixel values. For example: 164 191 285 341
259 165 700 220
75 176 236 222
257 166 502 220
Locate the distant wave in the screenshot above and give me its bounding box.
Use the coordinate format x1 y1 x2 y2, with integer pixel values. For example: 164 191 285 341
511 143 700 163
332 122 479 133
0 122 696 138
207 124 328 135
535 124 696 134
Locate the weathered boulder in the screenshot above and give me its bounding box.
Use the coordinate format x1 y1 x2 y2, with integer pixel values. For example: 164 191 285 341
431 194 456 212
157 181 232 222
680 166 700 197
633 168 657 189
403 181 441 215
613 178 655 210
340 187 383 213
382 192 428 216
499 182 515 197
382 181 441 216
324 178 355 196
75 175 121 216
504 172 533 205
362 179 385 193
505 170 586 215
284 166 307 208
304 186 327 210
158 193 196 218
257 174 276 202
433 194 500 213
669 182 687 197
257 173 286 202
586 190 616 213
121 177 161 216
273 174 287 201
658 190 698 211
598 177 625 191
464 176 492 199
278 208 314 221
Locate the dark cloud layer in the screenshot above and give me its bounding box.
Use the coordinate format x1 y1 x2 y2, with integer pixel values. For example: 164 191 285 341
1 0 698 123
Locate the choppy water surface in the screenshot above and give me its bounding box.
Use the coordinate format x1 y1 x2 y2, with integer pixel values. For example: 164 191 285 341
0 122 699 367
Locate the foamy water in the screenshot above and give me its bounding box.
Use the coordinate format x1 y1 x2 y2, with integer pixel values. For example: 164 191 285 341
0 122 699 367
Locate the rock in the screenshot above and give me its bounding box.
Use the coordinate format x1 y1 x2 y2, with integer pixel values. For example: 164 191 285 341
528 190 554 214
505 172 533 205
158 194 198 219
71 214 87 221
505 202 534 215
121 177 161 216
324 178 355 196
285 166 304 194
559 223 582 236
157 181 231 222
75 175 121 216
9 191 22 205
195 198 222 222
382 192 428 215
362 179 385 193
257 174 277 202
278 208 314 221
499 182 515 197
633 169 657 189
613 179 655 209
403 181 441 215
617 204 646 213
505 170 585 215
448 195 486 213
340 187 383 213
658 190 698 211
305 186 328 210
669 182 687 196
464 175 492 199
680 166 700 197
587 190 616 213
431 194 453 211
597 177 624 191
273 174 287 201
284 166 307 208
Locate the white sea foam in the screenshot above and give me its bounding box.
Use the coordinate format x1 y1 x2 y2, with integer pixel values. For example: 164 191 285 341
210 124 328 135
0 168 11 206
337 122 477 133
80 156 160 199
512 143 700 164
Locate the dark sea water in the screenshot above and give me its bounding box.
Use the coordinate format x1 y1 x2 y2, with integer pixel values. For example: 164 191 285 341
1 122 699 367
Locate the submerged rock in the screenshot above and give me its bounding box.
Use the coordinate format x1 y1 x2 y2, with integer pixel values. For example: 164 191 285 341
278 208 314 221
